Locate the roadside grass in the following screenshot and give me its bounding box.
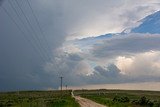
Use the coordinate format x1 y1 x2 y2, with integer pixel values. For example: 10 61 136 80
0 90 79 107
80 94 131 107
75 89 160 107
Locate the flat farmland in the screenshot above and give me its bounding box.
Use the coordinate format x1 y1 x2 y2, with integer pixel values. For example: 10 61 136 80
1 89 160 107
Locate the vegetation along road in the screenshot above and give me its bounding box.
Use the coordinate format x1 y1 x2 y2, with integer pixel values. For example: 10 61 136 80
74 89 160 107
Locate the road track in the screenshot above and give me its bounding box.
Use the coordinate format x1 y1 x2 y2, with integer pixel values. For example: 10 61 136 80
72 91 106 107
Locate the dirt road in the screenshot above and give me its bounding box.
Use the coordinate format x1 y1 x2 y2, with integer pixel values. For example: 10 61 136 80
72 91 106 107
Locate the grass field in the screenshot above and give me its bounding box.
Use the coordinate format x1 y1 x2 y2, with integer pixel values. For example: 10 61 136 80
1 89 160 107
0 90 79 107
74 89 160 107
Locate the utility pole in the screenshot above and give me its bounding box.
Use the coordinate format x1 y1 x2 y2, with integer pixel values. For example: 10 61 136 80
66 85 67 90
59 76 63 91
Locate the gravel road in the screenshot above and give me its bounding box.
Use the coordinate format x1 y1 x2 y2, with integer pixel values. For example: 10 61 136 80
72 91 106 107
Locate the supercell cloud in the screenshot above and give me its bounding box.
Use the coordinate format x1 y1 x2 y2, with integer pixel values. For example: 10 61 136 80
0 0 160 91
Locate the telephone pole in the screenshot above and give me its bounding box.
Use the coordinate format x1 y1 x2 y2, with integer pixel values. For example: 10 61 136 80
59 76 63 91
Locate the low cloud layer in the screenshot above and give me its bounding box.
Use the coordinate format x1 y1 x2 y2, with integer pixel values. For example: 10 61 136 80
93 34 160 58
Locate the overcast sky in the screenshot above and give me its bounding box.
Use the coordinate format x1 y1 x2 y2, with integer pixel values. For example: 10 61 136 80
0 0 160 91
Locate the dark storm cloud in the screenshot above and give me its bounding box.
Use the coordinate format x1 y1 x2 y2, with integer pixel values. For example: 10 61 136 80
68 53 83 61
0 0 4 6
94 64 120 77
0 0 66 91
81 64 126 84
44 53 87 87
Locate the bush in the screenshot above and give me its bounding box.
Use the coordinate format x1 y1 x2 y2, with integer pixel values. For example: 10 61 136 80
132 96 154 107
113 96 130 103
122 96 130 102
113 96 121 102
132 99 139 105
139 96 148 105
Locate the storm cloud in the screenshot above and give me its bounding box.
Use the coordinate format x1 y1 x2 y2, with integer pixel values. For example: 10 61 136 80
0 0 4 6
0 0 160 91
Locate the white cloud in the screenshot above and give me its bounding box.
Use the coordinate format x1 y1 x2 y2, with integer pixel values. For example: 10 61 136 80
116 51 160 77
116 56 134 74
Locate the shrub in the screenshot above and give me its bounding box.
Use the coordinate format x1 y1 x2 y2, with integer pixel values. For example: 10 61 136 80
121 96 130 103
113 96 130 103
139 96 149 105
113 96 121 102
132 96 154 107
132 99 139 105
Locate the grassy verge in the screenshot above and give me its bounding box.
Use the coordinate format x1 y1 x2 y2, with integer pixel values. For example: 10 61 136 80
0 90 79 107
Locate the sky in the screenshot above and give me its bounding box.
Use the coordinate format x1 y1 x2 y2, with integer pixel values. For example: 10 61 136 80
0 0 160 91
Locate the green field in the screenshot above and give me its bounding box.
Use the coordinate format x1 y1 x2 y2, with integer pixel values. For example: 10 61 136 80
74 89 160 107
1 89 160 107
0 90 79 107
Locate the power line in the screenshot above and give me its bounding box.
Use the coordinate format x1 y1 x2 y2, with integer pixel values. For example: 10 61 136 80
0 6 46 62
9 0 61 73
14 0 50 60
26 0 52 53
14 0 49 60
1 6 46 61
8 0 48 61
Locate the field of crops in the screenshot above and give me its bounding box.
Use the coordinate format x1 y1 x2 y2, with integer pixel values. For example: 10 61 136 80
74 89 160 107
0 90 79 107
